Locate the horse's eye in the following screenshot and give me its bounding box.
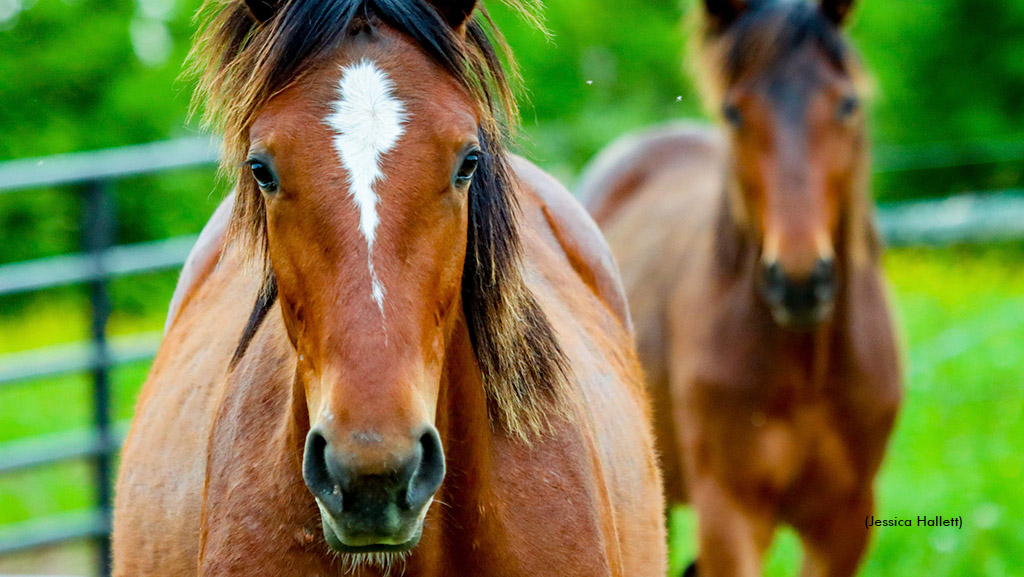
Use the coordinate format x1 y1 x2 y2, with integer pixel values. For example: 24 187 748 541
455 152 480 185
722 103 743 128
837 95 860 120
250 161 277 192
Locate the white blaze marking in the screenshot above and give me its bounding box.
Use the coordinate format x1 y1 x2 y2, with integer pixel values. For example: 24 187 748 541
324 59 408 314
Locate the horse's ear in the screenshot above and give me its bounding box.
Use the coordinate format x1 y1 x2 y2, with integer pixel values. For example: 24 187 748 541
820 0 856 26
427 0 478 30
702 0 748 28
244 0 280 23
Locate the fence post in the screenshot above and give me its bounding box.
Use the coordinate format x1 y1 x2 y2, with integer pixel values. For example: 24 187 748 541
82 180 114 577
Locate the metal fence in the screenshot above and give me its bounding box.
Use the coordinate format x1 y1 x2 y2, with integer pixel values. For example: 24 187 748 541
0 138 218 577
0 137 1023 577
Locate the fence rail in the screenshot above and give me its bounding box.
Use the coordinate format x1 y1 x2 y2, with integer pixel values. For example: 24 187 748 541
0 138 218 194
0 511 110 559
0 425 129 478
0 332 163 389
1 137 1023 575
0 237 199 297
879 191 1024 246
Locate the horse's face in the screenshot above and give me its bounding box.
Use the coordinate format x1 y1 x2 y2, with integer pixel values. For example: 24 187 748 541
248 28 477 553
709 0 865 328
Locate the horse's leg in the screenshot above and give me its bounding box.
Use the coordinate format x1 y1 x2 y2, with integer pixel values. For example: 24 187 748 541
689 477 775 577
796 489 874 577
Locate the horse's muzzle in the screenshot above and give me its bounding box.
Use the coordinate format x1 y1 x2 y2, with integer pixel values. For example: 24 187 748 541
302 425 445 552
760 257 837 329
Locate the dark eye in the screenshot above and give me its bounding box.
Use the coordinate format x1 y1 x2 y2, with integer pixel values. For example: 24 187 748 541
722 103 743 128
837 95 860 120
455 151 480 186
249 161 277 192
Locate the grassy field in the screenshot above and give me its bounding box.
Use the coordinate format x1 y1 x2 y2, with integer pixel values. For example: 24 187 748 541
0 245 1022 576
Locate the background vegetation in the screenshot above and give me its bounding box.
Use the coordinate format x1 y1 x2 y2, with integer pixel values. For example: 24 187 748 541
0 0 1022 575
3 0 1024 267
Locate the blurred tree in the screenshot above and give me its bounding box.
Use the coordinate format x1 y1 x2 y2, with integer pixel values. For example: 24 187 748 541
2 0 1024 265
0 0 201 159
0 0 220 267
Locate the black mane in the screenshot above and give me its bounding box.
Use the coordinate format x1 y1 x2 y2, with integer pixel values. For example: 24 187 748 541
721 1 851 81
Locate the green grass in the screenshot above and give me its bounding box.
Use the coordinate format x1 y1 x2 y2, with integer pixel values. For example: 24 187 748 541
863 246 1024 577
1 247 1022 576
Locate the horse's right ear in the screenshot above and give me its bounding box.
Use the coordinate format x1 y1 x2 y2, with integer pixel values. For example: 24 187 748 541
702 0 748 28
427 0 478 30
820 0 856 26
244 0 280 23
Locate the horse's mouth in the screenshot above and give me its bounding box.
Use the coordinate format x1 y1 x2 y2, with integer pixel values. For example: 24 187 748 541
317 500 425 554
769 301 834 331
323 532 419 553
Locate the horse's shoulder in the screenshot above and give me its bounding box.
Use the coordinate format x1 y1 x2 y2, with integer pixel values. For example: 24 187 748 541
509 154 633 335
577 121 725 224
164 192 234 332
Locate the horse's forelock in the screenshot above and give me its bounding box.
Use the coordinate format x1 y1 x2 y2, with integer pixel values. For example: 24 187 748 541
188 0 523 263
689 1 863 113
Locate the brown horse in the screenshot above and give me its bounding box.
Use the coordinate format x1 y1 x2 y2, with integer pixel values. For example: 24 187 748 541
579 1 901 576
112 0 666 575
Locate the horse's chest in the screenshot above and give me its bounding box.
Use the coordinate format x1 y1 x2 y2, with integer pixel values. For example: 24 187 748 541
755 402 860 496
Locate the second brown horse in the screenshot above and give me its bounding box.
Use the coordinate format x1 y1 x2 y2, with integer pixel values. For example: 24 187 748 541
579 1 901 576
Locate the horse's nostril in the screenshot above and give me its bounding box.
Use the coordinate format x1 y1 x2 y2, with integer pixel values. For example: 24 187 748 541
813 258 835 280
762 261 787 304
303 429 343 511
303 425 444 521
404 427 445 511
811 258 837 301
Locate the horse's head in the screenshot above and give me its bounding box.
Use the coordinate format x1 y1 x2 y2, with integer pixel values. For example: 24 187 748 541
253 33 472 555
193 0 567 558
696 0 869 328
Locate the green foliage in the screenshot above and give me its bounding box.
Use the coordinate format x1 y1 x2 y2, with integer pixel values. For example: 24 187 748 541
3 0 1024 267
0 0 224 271
851 0 1024 199
0 0 199 160
488 0 700 178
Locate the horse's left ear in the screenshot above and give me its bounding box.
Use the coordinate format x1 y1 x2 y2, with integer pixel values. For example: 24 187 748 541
244 0 280 23
821 0 856 26
427 0 478 30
